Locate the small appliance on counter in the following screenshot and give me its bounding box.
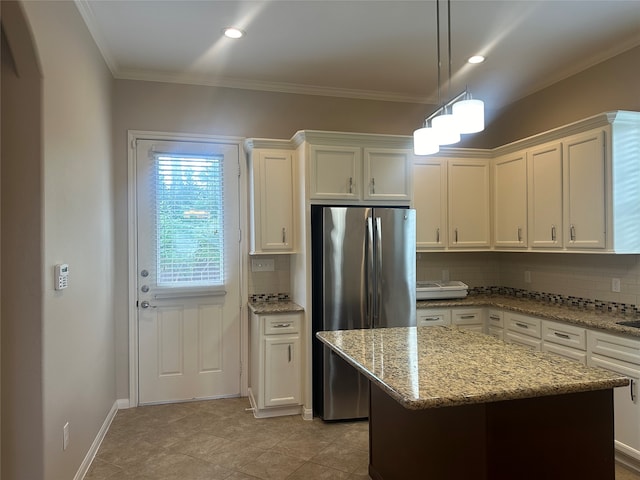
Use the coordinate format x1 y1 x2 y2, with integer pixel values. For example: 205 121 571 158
416 280 468 300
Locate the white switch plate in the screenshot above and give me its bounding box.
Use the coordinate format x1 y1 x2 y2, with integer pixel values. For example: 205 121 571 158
251 258 275 272
612 278 621 292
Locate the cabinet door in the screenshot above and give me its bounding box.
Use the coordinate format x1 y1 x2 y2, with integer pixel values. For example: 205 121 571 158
528 143 563 248
589 354 640 459
309 145 361 200
264 335 301 407
448 159 490 248
256 150 294 251
414 159 447 248
563 129 606 249
493 151 527 248
363 148 412 201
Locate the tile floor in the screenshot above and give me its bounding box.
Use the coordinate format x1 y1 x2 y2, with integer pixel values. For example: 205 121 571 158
86 396 640 480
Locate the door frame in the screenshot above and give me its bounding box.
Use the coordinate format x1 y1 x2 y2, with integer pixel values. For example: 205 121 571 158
126 130 249 407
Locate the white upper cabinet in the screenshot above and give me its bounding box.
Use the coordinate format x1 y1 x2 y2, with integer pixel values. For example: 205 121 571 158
448 158 491 248
363 148 412 201
493 151 528 248
309 145 361 200
528 142 563 248
305 133 412 203
247 148 295 254
563 129 606 249
413 158 447 249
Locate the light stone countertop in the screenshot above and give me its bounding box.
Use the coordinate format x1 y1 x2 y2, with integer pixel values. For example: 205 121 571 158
317 326 629 410
418 295 640 337
248 301 304 314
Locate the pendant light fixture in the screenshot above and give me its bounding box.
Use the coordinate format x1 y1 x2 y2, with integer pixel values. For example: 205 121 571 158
413 0 485 155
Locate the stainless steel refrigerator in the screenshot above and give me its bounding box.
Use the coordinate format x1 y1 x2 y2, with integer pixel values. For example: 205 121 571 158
311 206 416 420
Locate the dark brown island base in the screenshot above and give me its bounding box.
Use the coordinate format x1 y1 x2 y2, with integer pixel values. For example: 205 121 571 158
317 326 629 480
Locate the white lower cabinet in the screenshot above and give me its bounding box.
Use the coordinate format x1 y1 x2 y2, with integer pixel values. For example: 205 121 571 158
541 320 587 365
249 311 302 418
588 330 640 462
504 312 542 350
487 309 504 340
451 308 484 332
417 307 482 331
417 308 451 327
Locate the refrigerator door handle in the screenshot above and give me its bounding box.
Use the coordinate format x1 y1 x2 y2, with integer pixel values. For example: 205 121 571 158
366 216 374 327
375 216 382 328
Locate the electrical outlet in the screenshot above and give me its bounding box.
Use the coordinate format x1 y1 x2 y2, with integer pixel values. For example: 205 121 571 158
63 422 70 451
442 269 450 282
524 271 531 283
251 258 274 272
612 278 621 293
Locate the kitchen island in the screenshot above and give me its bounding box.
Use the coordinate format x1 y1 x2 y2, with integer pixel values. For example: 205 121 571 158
317 326 629 480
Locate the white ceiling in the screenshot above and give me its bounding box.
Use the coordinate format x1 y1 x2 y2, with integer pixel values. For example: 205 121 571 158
76 0 640 111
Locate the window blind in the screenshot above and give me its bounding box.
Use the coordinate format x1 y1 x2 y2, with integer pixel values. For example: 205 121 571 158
153 154 225 287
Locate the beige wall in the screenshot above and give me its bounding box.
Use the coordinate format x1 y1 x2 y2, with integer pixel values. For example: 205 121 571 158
7 1 116 478
1 1 44 478
478 45 640 149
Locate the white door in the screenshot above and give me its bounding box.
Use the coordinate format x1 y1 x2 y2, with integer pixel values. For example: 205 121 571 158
135 138 241 404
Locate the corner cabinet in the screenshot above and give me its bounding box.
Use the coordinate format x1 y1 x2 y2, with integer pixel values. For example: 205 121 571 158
448 158 491 248
246 146 295 254
249 311 303 418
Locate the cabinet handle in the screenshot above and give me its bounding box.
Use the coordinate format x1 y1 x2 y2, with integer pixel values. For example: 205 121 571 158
282 227 286 244
554 332 571 339
460 315 475 319
551 225 557 242
272 323 292 328
631 379 636 402
424 317 440 322
517 227 522 242
371 177 376 194
515 322 529 329
288 344 292 362
436 227 440 243
489 315 500 321
349 176 353 194
570 224 576 241
455 228 459 243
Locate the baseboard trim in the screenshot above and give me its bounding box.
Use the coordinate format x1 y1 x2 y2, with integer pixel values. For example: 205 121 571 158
302 407 313 421
74 400 119 480
117 397 132 409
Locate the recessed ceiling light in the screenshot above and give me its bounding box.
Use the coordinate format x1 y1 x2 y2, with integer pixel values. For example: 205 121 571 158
468 55 485 64
223 27 245 39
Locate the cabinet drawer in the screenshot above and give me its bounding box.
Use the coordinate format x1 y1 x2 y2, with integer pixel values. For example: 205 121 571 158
505 331 542 351
542 320 586 350
506 313 542 339
264 314 300 335
452 308 483 326
487 309 504 328
542 342 587 365
588 330 640 365
417 308 451 327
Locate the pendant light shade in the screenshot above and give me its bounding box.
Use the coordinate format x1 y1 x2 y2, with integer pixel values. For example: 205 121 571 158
413 126 440 155
412 0 485 155
452 98 485 134
431 113 461 145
